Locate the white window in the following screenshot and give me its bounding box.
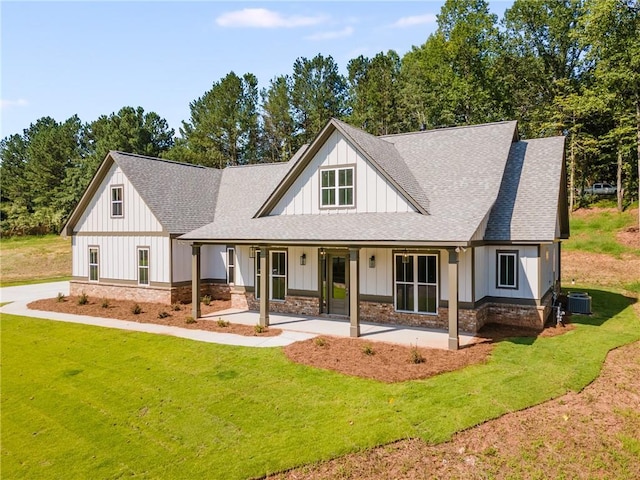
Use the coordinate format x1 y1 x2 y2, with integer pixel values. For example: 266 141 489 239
394 253 438 314
227 247 235 285
89 247 99 282
138 248 149 285
497 251 518 289
111 185 123 217
320 167 354 207
255 250 287 301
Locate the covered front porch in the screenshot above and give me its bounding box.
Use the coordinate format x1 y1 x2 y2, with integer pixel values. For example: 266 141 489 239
202 307 477 349
187 241 470 350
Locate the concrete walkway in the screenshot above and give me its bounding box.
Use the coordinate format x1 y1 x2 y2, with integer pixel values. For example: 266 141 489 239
0 282 475 349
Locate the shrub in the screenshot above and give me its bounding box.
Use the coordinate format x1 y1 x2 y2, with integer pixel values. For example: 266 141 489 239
101 298 110 309
362 344 375 356
172 302 182 311
157 311 170 319
56 292 66 303
201 295 211 306
185 316 196 324
131 303 142 315
77 292 89 306
254 324 266 334
409 344 425 364
314 337 327 347
216 317 229 327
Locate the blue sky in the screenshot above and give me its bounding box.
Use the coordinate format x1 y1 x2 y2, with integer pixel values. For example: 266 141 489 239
1 1 512 139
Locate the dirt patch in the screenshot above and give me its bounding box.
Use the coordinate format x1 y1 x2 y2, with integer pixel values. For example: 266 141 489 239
617 225 640 249
562 250 640 289
283 322 573 383
28 296 281 337
268 340 640 479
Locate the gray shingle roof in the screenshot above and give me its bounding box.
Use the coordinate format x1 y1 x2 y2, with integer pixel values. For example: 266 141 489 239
110 151 221 234
332 119 431 214
383 121 518 240
484 136 566 241
180 120 564 245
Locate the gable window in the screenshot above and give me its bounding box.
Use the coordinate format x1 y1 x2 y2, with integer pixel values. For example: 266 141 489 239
321 166 354 207
394 253 438 314
497 251 518 289
255 250 287 301
138 247 149 285
227 247 235 285
111 185 123 218
89 247 99 282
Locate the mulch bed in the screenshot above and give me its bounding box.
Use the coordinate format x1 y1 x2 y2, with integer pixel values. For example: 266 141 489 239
27 296 281 337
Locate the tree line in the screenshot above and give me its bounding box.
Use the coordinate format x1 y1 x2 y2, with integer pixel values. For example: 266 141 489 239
1 0 638 236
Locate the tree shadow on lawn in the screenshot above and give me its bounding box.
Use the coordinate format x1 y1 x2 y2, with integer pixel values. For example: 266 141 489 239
473 288 637 348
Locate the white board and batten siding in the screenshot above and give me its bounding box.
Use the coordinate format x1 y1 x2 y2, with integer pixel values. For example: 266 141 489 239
73 235 170 283
74 162 164 233
474 246 540 300
172 241 226 284
271 131 416 215
359 248 392 297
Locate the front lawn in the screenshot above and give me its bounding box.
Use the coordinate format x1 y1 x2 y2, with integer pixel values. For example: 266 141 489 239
1 288 638 479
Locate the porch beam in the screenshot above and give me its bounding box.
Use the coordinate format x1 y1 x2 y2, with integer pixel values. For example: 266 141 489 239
259 246 270 327
191 244 201 320
349 247 360 338
448 249 459 350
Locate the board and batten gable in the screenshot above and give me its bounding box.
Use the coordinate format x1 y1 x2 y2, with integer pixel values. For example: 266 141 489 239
74 162 164 233
270 130 416 215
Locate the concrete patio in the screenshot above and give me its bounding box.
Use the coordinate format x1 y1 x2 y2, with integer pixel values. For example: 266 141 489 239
205 308 476 350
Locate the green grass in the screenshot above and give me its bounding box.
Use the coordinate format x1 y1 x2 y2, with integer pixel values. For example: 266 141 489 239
0 235 71 286
564 208 639 257
2 288 638 479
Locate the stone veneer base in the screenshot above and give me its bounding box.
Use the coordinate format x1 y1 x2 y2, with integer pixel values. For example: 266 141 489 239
70 281 230 305
71 283 550 334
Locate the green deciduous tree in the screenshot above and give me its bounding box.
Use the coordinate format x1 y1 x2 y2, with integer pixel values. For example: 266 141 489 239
582 0 639 219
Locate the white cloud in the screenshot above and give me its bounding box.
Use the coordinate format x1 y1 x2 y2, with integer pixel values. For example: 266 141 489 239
305 26 354 41
216 8 326 28
390 14 437 28
0 98 29 109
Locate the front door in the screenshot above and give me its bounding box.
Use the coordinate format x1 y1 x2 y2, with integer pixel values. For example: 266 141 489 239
328 253 349 315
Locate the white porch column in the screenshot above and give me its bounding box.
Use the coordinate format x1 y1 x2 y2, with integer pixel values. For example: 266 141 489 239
259 246 270 327
349 247 360 338
448 249 459 351
191 244 201 320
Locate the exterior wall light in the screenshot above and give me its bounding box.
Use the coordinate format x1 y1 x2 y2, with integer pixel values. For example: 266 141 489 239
369 255 375 268
320 248 326 257
249 246 257 258
300 253 307 266
402 250 410 263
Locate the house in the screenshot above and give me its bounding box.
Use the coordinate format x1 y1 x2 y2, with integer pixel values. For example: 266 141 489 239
62 119 569 349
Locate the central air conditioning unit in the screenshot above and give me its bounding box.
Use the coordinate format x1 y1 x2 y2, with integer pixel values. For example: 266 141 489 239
567 292 592 314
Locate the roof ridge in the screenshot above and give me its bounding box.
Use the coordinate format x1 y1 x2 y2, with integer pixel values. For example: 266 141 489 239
380 120 517 139
110 150 213 170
